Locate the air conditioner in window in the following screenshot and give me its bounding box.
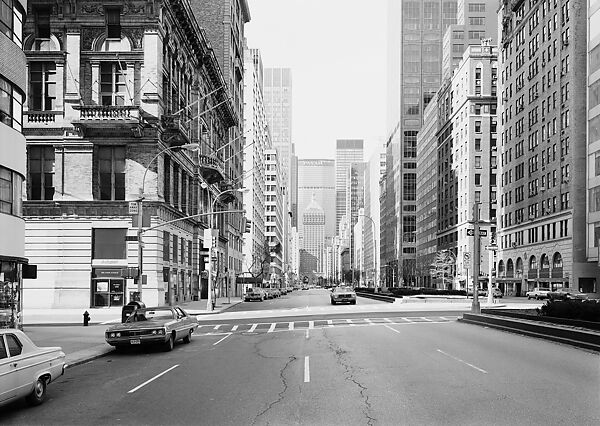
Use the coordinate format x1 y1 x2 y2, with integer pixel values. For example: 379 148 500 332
562 40 569 47
512 242 518 248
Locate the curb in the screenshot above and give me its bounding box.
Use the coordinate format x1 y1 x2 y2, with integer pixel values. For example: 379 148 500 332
356 292 396 303
459 313 600 352
64 345 114 369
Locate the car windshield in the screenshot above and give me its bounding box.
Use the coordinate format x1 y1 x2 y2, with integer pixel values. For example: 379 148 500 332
126 309 174 322
335 287 354 292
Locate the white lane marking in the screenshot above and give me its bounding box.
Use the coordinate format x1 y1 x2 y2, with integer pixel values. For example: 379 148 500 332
213 333 232 346
437 349 487 374
308 321 314 329
346 319 355 326
383 318 393 323
384 324 401 334
213 325 222 330
128 365 179 394
305 329 309 339
268 323 276 333
289 322 294 330
439 317 449 321
364 318 373 324
304 356 310 383
249 324 258 333
231 325 239 331
420 317 434 322
327 320 333 327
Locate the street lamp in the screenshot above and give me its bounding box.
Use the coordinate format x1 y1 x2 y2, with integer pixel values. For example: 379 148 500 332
136 143 200 302
205 186 249 311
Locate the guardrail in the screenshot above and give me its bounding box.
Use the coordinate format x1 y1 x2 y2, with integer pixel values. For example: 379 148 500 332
355 292 396 303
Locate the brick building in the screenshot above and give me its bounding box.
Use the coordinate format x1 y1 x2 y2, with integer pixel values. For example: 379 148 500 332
22 0 238 308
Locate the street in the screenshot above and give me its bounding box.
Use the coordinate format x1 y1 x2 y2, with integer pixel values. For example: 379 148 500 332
1 289 597 426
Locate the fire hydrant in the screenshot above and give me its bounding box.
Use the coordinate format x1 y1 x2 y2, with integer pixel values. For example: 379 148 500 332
83 311 90 326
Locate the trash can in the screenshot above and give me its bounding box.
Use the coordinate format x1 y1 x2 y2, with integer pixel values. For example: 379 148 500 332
122 301 146 323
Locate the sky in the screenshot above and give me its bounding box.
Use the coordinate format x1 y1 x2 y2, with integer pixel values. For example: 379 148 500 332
245 0 388 161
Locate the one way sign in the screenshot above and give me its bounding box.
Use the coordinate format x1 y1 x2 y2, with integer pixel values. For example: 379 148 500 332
467 229 487 237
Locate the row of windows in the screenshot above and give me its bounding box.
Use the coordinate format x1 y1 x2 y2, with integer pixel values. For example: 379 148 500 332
501 219 569 248
501 193 569 227
0 0 24 48
162 231 193 266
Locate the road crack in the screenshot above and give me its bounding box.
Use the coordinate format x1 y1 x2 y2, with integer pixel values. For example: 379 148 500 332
252 355 297 425
328 339 377 426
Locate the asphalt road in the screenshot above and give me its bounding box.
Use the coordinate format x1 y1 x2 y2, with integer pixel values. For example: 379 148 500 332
3 290 594 426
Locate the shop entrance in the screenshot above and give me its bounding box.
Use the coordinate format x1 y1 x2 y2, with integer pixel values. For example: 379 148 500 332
92 268 125 307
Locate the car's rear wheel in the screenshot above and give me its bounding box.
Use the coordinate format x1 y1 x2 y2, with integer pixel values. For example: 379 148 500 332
164 334 174 351
331 300 336 305
351 301 356 305
183 329 193 344
26 377 47 406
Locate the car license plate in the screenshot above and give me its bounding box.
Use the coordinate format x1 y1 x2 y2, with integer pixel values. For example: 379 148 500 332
130 339 141 345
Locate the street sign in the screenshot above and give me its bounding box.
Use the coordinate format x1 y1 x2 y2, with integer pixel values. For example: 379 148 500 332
129 202 138 215
467 229 488 237
463 252 471 263
484 245 498 251
479 230 488 236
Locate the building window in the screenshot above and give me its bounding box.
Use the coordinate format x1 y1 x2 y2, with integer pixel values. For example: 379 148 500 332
29 62 57 111
475 156 482 168
105 7 121 39
475 174 481 185
172 234 178 264
34 6 50 39
0 75 23 131
475 121 481 133
1 0 24 47
100 62 127 106
92 228 126 259
163 231 170 261
0 166 22 215
98 146 125 200
28 146 55 200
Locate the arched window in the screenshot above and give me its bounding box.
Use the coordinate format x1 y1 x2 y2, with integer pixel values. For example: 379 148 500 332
529 256 538 270
552 253 563 269
516 257 523 275
498 260 505 276
540 254 550 269
507 259 514 277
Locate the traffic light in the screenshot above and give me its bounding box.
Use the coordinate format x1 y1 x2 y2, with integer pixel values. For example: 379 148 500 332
243 217 252 233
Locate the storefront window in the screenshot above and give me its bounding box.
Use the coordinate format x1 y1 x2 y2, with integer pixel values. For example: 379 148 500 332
91 268 124 307
0 260 22 328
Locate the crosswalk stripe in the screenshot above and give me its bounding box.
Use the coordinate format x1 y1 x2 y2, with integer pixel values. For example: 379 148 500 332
289 322 294 330
420 317 434 322
346 319 355 326
231 325 238 331
384 318 393 323
308 321 314 329
249 324 258 332
364 318 373 324
268 323 276 333
213 325 222 330
327 320 333 327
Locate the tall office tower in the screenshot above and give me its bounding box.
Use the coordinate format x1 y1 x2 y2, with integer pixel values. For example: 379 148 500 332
335 139 364 230
498 0 595 295
22 0 236 308
347 162 366 273
416 92 440 288
442 0 498 80
242 47 269 279
302 196 325 274
265 149 284 284
263 67 293 284
363 151 382 286
0 0 28 328
438 43 498 292
192 0 251 292
290 149 298 227
384 0 457 286
587 1 600 291
297 159 336 244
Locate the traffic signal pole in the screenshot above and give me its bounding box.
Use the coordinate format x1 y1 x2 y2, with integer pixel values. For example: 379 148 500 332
472 203 481 313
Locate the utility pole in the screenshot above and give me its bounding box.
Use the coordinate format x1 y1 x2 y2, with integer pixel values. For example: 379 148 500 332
136 191 144 302
472 203 481 313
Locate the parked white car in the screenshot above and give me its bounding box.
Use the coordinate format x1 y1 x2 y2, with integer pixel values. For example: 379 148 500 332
0 329 65 407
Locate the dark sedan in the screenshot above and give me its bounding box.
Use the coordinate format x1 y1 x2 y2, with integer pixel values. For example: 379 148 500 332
105 306 198 351
547 288 594 301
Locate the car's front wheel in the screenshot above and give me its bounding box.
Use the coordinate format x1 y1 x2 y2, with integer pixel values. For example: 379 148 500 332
183 329 193 344
164 334 175 351
26 377 47 406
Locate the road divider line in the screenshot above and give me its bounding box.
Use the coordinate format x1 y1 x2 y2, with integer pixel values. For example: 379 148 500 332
308 321 314 329
437 349 487 374
231 325 238 331
289 322 294 330
383 318 393 323
384 324 401 334
213 333 232 346
304 356 310 383
305 329 309 339
249 324 258 333
128 365 179 394
268 323 276 333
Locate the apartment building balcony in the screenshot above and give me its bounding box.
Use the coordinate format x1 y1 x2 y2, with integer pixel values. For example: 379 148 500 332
217 181 236 204
198 154 225 185
24 110 64 128
161 114 191 146
72 105 144 135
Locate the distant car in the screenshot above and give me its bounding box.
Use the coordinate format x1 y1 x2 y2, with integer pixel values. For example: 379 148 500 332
547 288 591 301
0 329 65 407
491 288 503 298
244 288 266 302
264 288 280 299
526 287 551 300
330 286 357 305
105 306 198 351
301 286 309 290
